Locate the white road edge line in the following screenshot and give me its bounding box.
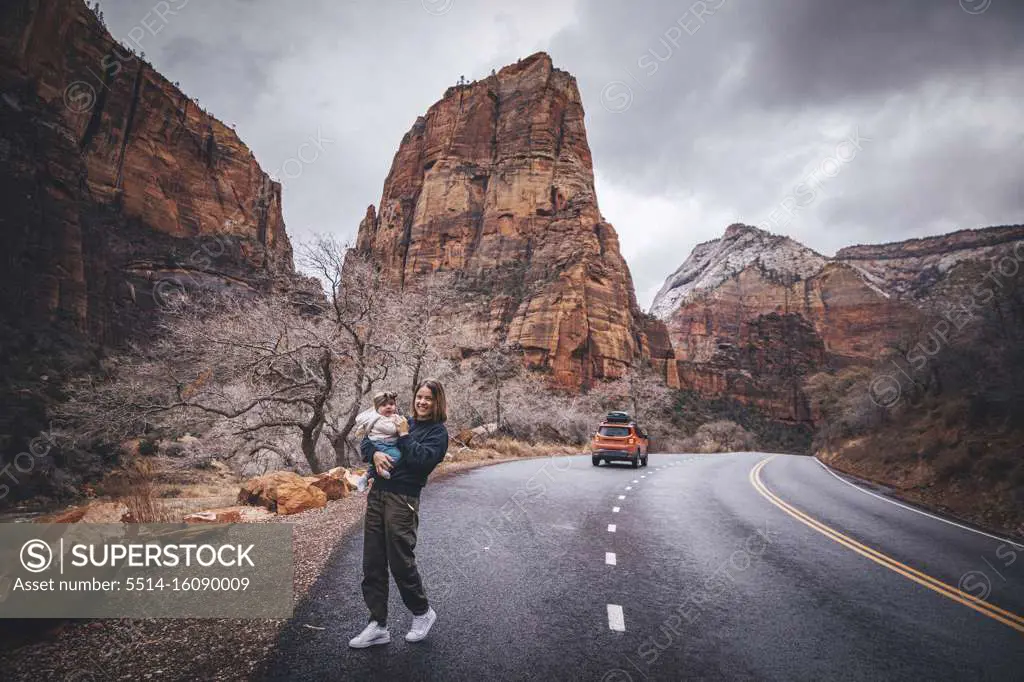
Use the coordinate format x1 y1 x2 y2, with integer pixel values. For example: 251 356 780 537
607 604 626 632
608 524 616 532
814 458 1024 549
612 506 620 513
606 552 617 565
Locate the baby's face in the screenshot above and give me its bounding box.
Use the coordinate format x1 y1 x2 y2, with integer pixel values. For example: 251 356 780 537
377 402 397 417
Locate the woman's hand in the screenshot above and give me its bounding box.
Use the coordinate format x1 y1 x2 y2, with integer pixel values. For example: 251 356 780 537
394 415 410 436
373 451 394 473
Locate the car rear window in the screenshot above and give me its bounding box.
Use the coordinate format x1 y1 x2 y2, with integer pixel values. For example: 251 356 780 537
599 426 631 437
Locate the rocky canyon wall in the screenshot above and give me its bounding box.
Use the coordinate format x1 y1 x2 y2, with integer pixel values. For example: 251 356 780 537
0 0 294 345
355 52 675 388
0 0 296 453
652 223 1024 422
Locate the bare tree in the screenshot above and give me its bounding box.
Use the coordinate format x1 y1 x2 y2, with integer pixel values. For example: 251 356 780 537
472 343 524 432
302 238 405 466
60 241 411 473
594 364 674 429
60 292 338 473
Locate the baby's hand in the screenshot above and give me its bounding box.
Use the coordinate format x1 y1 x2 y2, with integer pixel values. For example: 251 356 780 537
394 415 410 436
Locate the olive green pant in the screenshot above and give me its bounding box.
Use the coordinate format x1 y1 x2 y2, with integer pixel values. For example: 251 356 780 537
361 488 429 625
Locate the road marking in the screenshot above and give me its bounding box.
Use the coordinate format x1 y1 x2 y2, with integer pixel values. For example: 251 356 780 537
618 495 626 500
607 604 626 631
612 506 620 513
626 486 633 490
641 475 646 479
632 480 638 483
750 457 1024 634
606 552 617 565
813 459 1024 549
608 524 616 532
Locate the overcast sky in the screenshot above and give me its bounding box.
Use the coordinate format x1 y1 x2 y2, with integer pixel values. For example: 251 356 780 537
99 0 1024 309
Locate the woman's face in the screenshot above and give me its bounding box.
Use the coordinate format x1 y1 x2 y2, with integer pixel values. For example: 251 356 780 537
414 386 435 421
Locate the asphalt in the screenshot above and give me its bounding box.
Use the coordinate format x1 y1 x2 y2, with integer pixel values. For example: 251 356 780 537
259 453 1024 681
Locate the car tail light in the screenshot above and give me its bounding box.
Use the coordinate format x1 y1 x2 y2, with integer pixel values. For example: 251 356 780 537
627 436 636 445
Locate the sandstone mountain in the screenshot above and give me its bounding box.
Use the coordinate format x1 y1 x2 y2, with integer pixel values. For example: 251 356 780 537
651 223 1024 422
355 52 675 388
1 0 294 343
1 0 297 452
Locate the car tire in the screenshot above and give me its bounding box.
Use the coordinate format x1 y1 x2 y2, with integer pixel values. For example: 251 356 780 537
642 455 648 467
631 453 640 469
592 456 601 467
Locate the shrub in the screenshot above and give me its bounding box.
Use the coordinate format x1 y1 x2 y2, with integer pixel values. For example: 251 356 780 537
681 420 756 453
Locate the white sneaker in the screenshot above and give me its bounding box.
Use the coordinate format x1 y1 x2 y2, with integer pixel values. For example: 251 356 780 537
405 607 437 642
348 621 390 649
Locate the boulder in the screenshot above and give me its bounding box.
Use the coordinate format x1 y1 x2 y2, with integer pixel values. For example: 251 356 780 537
305 467 351 501
238 471 327 515
453 429 475 447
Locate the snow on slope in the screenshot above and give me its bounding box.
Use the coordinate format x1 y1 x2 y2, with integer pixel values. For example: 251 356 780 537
649 224 828 320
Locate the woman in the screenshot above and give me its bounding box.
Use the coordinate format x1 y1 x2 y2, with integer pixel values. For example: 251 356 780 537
348 379 449 648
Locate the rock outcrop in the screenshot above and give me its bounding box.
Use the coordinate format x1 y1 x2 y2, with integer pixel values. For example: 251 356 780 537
652 223 1024 422
355 52 674 388
238 471 328 515
1 0 294 343
0 0 299 458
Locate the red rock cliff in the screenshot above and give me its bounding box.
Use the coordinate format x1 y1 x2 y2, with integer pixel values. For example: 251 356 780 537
356 52 674 388
0 0 293 344
0 0 299 457
652 223 1024 422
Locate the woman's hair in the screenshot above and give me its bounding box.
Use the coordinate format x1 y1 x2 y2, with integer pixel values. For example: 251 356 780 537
413 379 447 423
372 390 398 409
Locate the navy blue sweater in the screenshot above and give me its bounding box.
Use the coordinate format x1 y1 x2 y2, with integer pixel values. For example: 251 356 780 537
360 418 449 497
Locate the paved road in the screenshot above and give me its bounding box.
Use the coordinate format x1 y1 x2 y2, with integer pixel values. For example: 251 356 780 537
260 453 1024 681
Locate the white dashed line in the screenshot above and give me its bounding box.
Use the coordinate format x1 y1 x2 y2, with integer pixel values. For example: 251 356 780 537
612 506 620 513
632 480 638 483
608 524 616 532
605 552 617 565
618 495 625 500
640 475 646 479
626 486 632 490
607 604 625 632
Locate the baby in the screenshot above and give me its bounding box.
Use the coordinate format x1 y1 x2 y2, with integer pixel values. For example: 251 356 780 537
352 390 403 492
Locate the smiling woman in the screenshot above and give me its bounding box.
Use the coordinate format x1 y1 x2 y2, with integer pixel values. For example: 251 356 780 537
349 379 449 649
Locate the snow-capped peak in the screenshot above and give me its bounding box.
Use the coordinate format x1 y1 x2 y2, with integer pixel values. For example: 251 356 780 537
649 224 828 319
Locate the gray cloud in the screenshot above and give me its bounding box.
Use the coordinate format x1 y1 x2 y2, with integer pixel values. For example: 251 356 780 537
98 0 1024 309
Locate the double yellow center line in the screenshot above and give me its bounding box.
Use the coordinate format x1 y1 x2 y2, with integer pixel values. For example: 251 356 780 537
750 456 1024 634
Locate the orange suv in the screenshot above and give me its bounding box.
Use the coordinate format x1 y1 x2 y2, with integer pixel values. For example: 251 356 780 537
591 412 649 468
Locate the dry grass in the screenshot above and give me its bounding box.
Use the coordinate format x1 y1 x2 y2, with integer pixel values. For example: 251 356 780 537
448 437 584 462
105 457 172 523
82 456 242 523
820 403 1024 535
